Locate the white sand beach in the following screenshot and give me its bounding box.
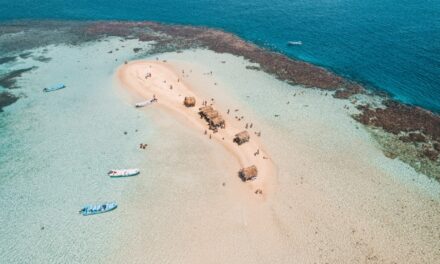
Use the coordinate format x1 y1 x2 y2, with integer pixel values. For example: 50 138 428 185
115 50 440 263
117 60 277 197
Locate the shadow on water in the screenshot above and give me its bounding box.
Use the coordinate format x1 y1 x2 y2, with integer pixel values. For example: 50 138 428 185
0 91 18 111
0 67 37 89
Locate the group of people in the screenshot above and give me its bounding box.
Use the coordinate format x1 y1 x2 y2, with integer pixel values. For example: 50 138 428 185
139 143 148 149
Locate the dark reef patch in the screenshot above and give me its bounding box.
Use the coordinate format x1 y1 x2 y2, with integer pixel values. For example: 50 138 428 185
355 100 440 165
0 67 37 89
0 56 17 64
19 52 32 59
33 55 51 62
355 100 440 142
245 65 261 71
83 22 363 95
0 91 18 111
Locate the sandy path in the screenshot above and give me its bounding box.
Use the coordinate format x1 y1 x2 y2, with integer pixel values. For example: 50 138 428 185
117 60 277 197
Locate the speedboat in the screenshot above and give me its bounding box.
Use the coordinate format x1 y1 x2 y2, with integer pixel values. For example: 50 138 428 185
43 83 66 92
135 98 157 108
287 41 303 46
108 168 140 177
79 202 117 216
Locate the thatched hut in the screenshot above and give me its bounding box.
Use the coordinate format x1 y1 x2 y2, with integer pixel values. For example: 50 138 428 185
199 106 213 116
199 105 226 130
210 116 225 128
239 165 258 181
205 110 219 120
234 130 250 145
183 97 196 107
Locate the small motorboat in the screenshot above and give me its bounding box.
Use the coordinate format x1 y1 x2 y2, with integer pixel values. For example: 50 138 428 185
79 202 117 216
135 98 157 108
43 83 66 92
108 168 140 177
287 41 303 46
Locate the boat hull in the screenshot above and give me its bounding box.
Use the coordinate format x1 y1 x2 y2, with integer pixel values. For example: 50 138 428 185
108 169 140 177
109 172 140 177
80 202 117 216
287 41 303 46
43 83 66 92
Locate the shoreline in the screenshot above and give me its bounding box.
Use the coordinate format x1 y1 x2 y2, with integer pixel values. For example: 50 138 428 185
117 60 277 197
116 51 440 262
1 20 438 177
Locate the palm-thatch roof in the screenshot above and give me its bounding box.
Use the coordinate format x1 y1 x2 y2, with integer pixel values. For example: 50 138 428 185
199 106 213 115
210 116 225 128
199 105 226 130
234 130 250 145
239 165 258 181
205 110 219 120
184 96 196 107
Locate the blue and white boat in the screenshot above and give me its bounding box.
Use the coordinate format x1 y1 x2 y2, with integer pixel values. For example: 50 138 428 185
79 202 117 216
43 83 66 92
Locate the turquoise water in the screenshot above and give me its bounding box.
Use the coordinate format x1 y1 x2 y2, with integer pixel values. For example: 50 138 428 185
0 39 155 262
0 0 439 112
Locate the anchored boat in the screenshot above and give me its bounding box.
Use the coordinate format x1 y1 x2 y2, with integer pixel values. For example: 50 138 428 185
108 168 140 177
287 41 303 46
135 98 157 108
79 202 117 216
43 83 66 92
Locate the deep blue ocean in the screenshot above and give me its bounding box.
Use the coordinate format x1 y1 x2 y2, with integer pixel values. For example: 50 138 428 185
1 0 439 112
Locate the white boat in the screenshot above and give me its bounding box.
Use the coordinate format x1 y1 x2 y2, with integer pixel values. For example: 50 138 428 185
135 98 157 108
108 168 140 177
287 41 303 46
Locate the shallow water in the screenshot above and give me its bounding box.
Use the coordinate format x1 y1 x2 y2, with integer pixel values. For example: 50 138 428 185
0 36 439 262
0 39 270 263
0 38 158 263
